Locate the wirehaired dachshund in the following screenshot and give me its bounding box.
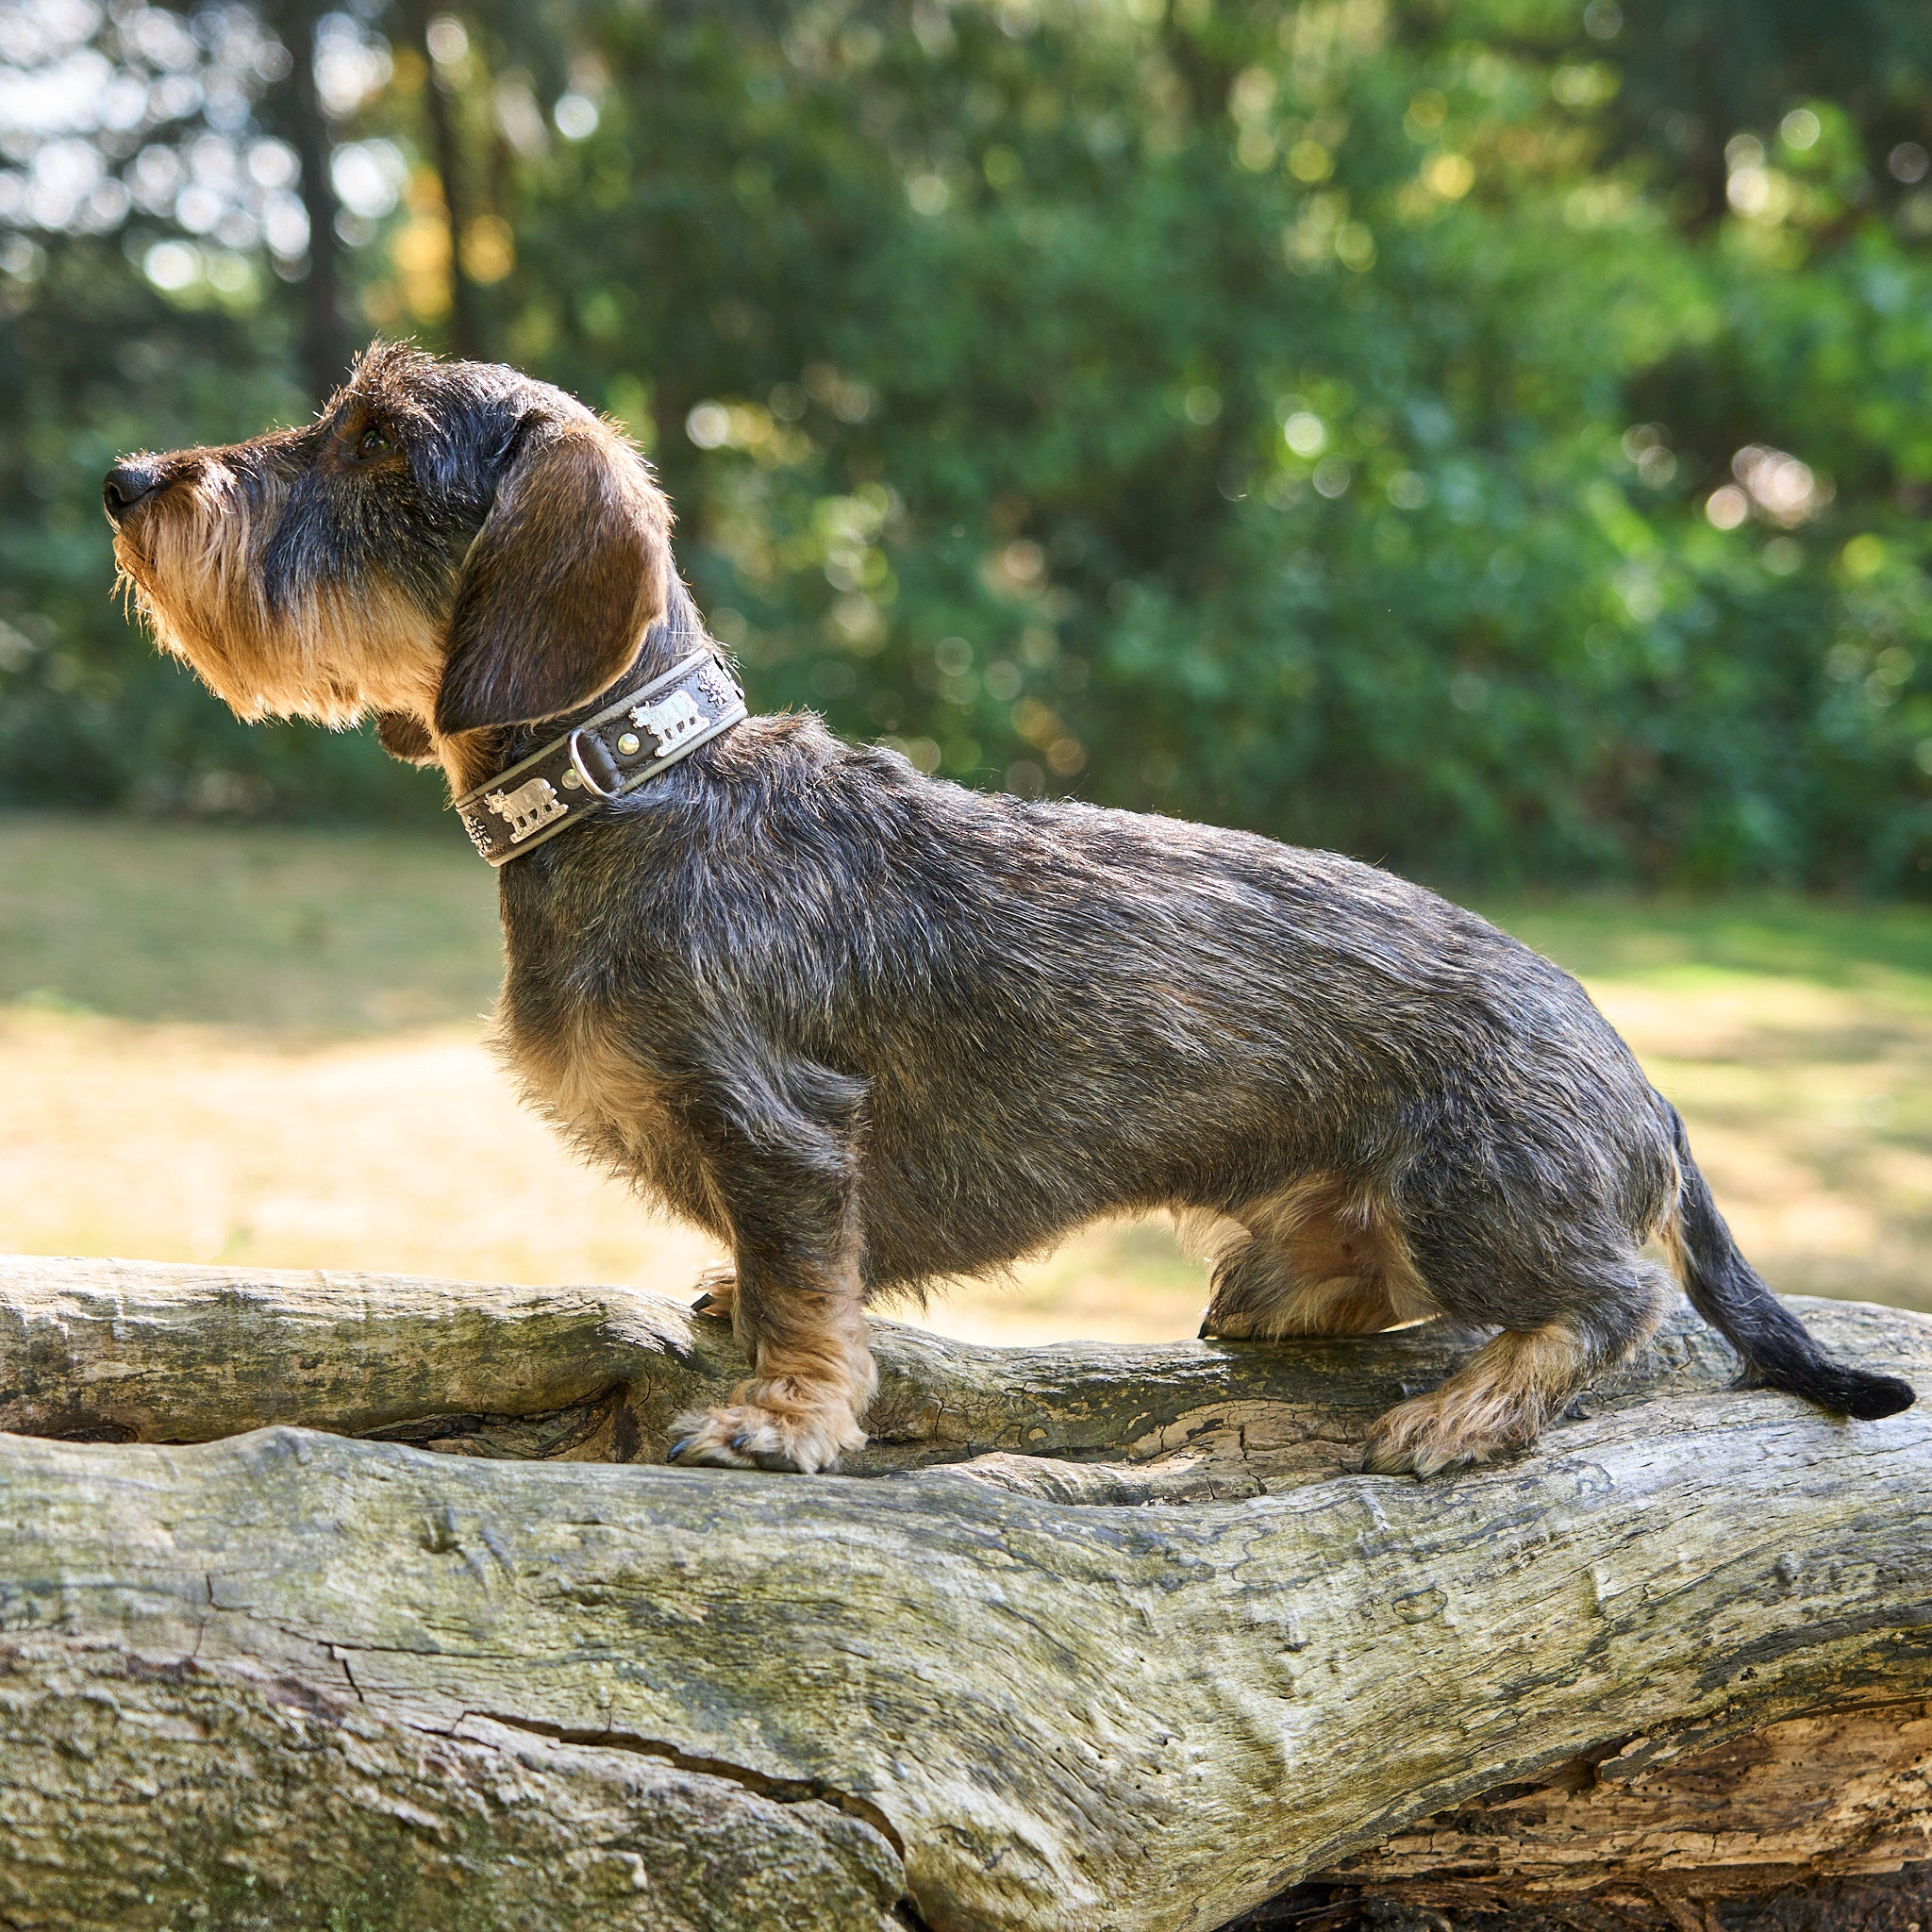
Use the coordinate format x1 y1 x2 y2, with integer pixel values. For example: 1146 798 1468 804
104 344 1914 1474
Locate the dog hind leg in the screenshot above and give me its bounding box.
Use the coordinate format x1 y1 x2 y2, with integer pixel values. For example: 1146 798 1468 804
1199 1176 1418 1341
689 1259 736 1321
1362 1257 1673 1476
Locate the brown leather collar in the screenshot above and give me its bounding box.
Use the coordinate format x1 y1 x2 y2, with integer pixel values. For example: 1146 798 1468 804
452 646 746 866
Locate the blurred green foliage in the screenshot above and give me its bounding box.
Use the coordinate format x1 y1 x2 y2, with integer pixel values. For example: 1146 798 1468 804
3 0 1930 891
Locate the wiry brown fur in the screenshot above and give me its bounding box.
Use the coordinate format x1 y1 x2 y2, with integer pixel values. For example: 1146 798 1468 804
1364 1322 1609 1477
104 343 1916 1477
108 341 666 793
1200 1174 1436 1341
113 437 445 727
435 422 670 749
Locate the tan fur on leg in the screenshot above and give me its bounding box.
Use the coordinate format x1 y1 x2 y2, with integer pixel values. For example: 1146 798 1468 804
670 1195 875 1475
1201 1174 1434 1340
669 1282 874 1474
1363 1324 1591 1476
690 1261 736 1322
1264 1274 1400 1338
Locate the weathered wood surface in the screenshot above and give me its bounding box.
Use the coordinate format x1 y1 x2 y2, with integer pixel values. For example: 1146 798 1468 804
1302 1698 1932 1921
0 1252 1920 1499
0 1254 1924 1932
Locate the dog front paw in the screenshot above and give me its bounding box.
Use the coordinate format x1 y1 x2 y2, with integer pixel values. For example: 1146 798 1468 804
665 1391 864 1475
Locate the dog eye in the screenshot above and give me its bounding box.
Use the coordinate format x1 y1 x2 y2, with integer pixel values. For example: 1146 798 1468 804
355 423 393 460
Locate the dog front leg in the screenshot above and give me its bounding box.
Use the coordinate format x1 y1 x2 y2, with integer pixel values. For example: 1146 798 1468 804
665 1061 874 1475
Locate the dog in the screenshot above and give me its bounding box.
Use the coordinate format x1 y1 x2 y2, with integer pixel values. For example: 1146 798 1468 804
103 342 1915 1476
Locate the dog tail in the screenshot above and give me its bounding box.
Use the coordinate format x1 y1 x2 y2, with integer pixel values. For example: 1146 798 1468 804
1661 1103 1914 1421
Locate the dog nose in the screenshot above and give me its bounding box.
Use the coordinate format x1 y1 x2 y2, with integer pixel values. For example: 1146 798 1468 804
102 458 165 525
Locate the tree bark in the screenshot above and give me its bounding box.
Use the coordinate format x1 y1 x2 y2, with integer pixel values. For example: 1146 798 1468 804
0 1253 1924 1932
1262 1699 1932 1929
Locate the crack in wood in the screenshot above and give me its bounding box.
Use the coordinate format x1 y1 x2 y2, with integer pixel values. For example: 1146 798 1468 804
461 1708 911 1862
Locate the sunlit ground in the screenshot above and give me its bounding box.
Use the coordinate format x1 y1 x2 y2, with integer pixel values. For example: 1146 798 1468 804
1 813 1926 1341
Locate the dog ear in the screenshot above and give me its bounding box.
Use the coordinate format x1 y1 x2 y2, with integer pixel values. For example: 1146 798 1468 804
433 420 671 736
374 711 438 764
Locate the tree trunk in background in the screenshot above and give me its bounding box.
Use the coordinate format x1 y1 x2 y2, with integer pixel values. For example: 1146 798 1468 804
0 1254 1924 1932
264 0 353 401
405 0 482 360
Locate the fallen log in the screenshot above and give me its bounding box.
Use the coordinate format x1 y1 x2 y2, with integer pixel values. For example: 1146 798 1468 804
1261 1697 1932 1930
0 1253 1924 1932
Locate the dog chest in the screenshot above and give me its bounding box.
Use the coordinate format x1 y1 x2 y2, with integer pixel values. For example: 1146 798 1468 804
494 997 722 1234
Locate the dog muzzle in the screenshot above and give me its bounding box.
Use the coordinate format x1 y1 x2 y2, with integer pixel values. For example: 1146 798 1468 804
453 646 748 866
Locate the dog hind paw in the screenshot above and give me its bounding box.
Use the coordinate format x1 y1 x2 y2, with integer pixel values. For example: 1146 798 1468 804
665 1395 863 1475
1362 1391 1518 1479
1198 1301 1269 1341
689 1261 737 1322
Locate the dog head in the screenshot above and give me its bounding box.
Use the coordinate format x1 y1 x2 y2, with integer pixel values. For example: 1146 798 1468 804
104 341 673 773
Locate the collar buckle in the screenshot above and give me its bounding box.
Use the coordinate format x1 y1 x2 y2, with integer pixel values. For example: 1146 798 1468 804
565 724 622 799
451 643 746 867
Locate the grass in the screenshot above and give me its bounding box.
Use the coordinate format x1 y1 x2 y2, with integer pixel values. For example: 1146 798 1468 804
1 811 1926 1340
0 815 503 1033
